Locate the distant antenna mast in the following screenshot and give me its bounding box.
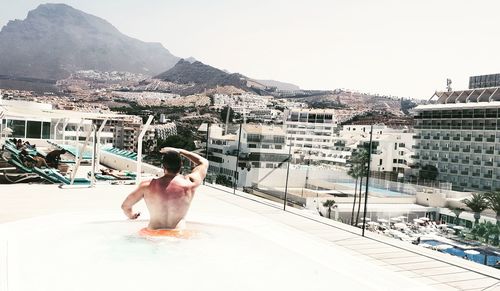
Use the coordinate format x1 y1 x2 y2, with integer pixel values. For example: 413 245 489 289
446 78 452 92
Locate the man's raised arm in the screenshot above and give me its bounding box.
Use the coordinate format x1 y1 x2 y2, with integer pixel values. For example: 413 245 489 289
162 147 209 186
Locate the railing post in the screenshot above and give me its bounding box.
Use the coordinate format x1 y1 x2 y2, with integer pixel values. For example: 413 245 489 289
90 125 97 187
204 123 211 185
95 118 108 174
283 139 292 211
233 123 242 194
136 115 154 184
70 124 93 185
362 124 374 236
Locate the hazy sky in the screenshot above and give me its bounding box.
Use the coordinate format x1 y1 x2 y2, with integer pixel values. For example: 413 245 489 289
1 0 500 99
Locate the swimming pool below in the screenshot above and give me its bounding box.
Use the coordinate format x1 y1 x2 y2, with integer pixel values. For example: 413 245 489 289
0 212 431 291
422 239 500 267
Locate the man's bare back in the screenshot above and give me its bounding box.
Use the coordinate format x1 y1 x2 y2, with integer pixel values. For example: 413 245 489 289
121 148 208 230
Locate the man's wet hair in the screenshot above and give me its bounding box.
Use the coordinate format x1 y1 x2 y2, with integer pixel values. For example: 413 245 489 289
60 149 67 154
162 150 181 173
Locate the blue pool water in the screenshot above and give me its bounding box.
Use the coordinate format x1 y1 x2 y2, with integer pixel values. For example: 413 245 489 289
422 239 500 267
336 183 410 197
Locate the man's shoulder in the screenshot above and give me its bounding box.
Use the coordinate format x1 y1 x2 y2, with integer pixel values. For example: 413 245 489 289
138 179 153 188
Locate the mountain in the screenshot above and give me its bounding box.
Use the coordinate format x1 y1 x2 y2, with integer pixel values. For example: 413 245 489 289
253 79 300 91
154 59 248 95
0 3 179 80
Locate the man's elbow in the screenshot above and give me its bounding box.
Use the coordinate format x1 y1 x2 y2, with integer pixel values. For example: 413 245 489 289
121 202 130 212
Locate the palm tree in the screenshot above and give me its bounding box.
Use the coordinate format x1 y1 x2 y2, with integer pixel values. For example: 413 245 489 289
451 207 464 225
347 164 360 225
485 191 500 226
322 199 337 219
462 193 488 225
353 149 369 226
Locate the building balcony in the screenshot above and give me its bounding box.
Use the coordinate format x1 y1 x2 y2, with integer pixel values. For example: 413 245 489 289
484 174 493 178
451 158 459 163
461 160 470 164
441 158 448 162
452 136 460 141
412 145 420 149
474 137 483 142
450 169 458 174
431 147 439 150
473 161 481 165
451 148 460 152
423 136 431 140
421 156 429 160
432 136 440 140
473 149 482 154
462 148 470 153
431 157 438 161
483 185 492 190
413 135 421 139
472 173 480 177
422 146 430 150
485 150 494 154
442 147 449 151
460 182 468 187
461 171 469 175
442 136 450 140
463 137 471 141
486 138 495 142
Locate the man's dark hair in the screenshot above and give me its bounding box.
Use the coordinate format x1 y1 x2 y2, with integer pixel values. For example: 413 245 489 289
60 149 67 154
162 150 181 173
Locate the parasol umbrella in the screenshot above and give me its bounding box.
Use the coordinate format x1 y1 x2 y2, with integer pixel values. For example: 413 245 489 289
394 222 407 229
464 249 480 255
437 224 448 228
435 244 453 250
367 221 379 226
419 243 432 248
413 218 425 224
419 217 430 221
390 217 402 222
377 218 389 223
360 217 371 221
453 226 465 230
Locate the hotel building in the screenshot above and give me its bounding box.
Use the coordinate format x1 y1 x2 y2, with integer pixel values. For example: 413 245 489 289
413 86 500 191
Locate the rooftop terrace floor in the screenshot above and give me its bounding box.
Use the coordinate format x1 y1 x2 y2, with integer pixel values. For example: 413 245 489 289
0 183 499 291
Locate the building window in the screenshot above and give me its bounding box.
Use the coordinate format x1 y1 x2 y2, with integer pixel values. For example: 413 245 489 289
394 143 397 150
26 121 42 139
379 159 382 166
8 119 26 138
275 145 282 150
393 159 397 163
248 144 257 148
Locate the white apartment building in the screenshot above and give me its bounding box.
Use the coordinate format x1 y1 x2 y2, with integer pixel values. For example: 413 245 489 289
339 124 415 176
153 123 177 140
283 109 347 165
206 124 289 187
213 93 272 114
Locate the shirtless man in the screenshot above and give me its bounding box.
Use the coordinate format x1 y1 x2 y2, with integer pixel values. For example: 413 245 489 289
121 147 208 230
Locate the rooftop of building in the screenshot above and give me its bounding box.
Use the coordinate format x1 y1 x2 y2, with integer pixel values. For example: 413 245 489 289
427 87 500 105
0 99 135 122
242 124 285 135
0 183 498 290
